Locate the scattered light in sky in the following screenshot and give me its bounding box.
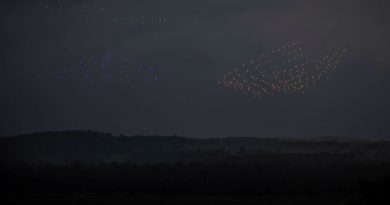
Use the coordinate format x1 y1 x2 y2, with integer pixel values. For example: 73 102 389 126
40 0 105 14
218 42 347 99
56 52 164 83
1 0 389 138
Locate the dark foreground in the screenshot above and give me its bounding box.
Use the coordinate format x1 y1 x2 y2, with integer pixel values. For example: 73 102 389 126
5 194 363 205
2 161 390 205
2 131 390 204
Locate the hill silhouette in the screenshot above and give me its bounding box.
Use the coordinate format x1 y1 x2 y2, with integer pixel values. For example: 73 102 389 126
2 130 390 164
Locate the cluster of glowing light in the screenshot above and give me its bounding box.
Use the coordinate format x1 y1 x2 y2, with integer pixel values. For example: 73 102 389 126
39 1 169 31
56 53 164 83
39 0 105 14
112 16 168 25
218 42 347 98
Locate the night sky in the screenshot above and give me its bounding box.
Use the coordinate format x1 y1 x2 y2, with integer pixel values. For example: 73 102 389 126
1 0 389 138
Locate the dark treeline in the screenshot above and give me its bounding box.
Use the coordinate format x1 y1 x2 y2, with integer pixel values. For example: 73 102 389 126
2 130 390 164
2 130 390 204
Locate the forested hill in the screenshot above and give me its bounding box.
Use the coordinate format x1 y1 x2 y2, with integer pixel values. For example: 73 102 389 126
1 130 390 164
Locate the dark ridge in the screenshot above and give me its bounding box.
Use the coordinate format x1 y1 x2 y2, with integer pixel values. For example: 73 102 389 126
2 130 390 165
